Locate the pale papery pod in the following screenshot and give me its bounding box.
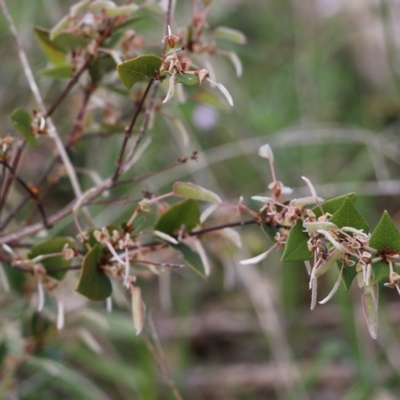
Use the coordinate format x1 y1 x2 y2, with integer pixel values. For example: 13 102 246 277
251 196 274 204
154 230 179 245
131 286 145 335
0 261 10 292
304 221 337 232
200 203 220 223
301 176 319 203
56 301 65 330
239 243 277 265
218 228 242 248
319 263 344 305
317 230 347 252
362 285 379 339
292 196 324 206
225 51 242 77
357 270 364 288
193 239 211 276
214 82 234 107
312 248 342 279
162 74 175 104
258 143 274 161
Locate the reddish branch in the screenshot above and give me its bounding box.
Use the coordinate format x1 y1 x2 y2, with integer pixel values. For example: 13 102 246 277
112 78 155 182
0 160 52 229
44 18 118 118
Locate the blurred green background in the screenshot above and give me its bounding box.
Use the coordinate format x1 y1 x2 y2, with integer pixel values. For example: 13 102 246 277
2 0 400 399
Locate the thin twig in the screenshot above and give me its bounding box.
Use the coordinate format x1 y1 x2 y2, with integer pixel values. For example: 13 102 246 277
123 82 161 172
112 79 155 182
44 19 117 118
0 141 25 224
0 161 51 229
0 0 84 205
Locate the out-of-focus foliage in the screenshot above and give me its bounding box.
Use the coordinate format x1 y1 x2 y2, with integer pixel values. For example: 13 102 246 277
1 1 400 399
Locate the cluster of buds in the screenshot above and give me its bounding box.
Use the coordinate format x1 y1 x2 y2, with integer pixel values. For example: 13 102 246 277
242 143 400 338
160 26 234 106
0 136 14 154
31 110 47 136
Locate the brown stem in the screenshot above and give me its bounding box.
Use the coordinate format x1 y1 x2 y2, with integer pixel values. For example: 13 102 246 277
0 161 52 229
44 19 117 118
0 141 26 224
123 81 160 167
112 78 155 182
0 84 95 232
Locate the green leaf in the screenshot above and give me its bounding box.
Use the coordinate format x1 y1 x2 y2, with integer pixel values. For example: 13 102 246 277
29 237 75 280
109 16 143 35
53 32 90 52
260 212 280 241
104 4 139 17
329 197 369 233
0 341 7 368
117 55 162 89
372 261 389 283
89 55 116 84
281 219 312 262
34 27 67 65
213 26 246 44
370 210 400 251
341 264 357 291
2 262 26 291
193 89 230 112
164 115 190 146
173 182 221 203
50 15 72 41
312 193 356 218
172 243 206 279
10 109 38 147
175 73 200 86
362 285 379 339
76 244 112 301
40 64 73 79
154 199 200 235
90 0 116 12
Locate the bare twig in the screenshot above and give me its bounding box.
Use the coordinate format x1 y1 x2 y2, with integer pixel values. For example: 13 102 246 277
112 79 155 182
0 161 51 229
123 82 161 172
0 141 25 223
0 0 84 205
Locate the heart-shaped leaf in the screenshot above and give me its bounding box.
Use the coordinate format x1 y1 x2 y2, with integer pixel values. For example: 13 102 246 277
372 261 389 284
117 55 162 89
173 182 221 203
34 27 67 65
175 73 200 86
370 210 400 251
312 193 356 218
10 109 38 147
329 197 369 233
76 244 112 301
172 243 206 279
281 219 312 262
40 64 73 79
213 26 246 44
29 237 75 280
341 263 357 291
154 199 200 235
